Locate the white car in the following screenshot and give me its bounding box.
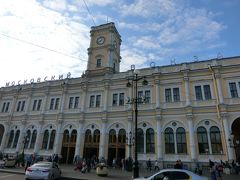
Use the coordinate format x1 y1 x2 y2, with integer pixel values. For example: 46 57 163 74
25 161 61 180
134 169 208 180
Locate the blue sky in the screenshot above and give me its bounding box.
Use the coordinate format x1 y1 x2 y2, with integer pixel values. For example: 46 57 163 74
0 0 239 87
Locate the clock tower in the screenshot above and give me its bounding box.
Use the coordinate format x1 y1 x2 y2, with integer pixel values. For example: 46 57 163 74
86 22 121 77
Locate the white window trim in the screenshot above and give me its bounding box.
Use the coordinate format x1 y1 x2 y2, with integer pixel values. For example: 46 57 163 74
164 86 181 103
227 80 240 98
193 83 213 100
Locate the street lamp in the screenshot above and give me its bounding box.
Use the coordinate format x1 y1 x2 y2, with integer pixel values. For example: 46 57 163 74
126 131 134 158
126 67 148 178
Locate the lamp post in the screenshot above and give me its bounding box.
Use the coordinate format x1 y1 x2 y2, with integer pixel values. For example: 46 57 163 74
126 66 148 178
127 131 133 158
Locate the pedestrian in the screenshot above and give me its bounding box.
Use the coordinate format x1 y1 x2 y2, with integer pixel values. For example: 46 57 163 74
112 158 116 168
147 159 152 171
121 158 125 171
154 160 160 171
25 155 32 171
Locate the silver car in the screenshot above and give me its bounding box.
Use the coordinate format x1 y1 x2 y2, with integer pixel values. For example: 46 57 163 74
25 162 61 180
134 168 208 180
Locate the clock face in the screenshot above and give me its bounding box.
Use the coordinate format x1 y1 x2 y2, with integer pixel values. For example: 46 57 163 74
96 36 105 45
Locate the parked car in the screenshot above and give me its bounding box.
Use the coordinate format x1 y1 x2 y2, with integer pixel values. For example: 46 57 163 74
25 161 61 180
133 168 208 180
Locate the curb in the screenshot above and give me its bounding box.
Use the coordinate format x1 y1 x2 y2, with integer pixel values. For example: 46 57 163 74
0 168 91 180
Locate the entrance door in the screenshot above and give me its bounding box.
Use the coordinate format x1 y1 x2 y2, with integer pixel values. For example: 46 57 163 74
83 129 100 160
0 125 5 146
232 118 240 161
61 129 77 164
108 129 126 166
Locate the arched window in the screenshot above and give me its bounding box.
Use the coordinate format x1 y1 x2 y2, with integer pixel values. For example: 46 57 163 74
109 129 116 143
0 125 4 146
7 130 14 148
12 130 20 148
30 130 37 149
25 130 31 149
197 127 209 154
70 130 77 143
42 130 49 150
210 126 223 154
137 128 144 153
63 130 70 143
118 129 126 143
85 129 92 143
165 127 174 154
176 127 187 154
146 128 155 153
49 130 56 150
93 129 100 143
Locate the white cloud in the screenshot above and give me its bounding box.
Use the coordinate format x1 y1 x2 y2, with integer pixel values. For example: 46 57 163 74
121 0 180 18
0 0 90 87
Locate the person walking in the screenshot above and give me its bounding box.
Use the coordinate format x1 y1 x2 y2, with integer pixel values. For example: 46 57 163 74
147 159 152 171
154 160 160 171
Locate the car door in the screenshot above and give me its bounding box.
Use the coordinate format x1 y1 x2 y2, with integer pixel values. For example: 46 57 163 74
53 163 60 178
152 172 170 180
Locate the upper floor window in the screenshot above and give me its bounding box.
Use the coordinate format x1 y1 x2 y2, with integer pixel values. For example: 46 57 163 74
1 102 10 113
68 96 79 109
195 84 212 100
89 95 101 108
49 98 60 110
165 88 180 102
229 82 238 98
96 59 102 67
16 100 25 112
32 99 42 111
138 90 151 103
112 93 125 106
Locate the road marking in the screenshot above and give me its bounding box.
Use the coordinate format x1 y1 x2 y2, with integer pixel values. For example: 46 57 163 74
0 174 16 179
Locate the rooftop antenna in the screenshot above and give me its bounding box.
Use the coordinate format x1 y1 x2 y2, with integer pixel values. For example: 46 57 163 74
217 52 223 59
171 58 176 65
193 55 198 62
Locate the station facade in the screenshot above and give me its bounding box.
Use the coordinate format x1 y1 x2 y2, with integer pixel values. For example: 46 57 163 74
0 23 240 167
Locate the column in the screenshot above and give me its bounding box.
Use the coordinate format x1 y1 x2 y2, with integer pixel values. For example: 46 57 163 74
187 114 196 160
54 122 62 154
99 119 107 159
222 113 234 160
41 91 49 114
103 84 109 111
74 120 84 157
156 116 163 160
34 121 44 154
25 92 33 115
215 74 224 104
60 86 67 113
81 88 87 112
184 77 190 106
155 80 160 108
0 123 10 151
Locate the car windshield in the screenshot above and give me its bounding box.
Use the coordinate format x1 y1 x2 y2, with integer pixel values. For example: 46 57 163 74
33 164 50 168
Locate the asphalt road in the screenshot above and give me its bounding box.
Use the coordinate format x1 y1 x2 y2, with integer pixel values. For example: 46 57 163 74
0 172 75 180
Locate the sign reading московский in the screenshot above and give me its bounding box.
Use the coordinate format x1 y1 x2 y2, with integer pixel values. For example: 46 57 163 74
5 72 71 87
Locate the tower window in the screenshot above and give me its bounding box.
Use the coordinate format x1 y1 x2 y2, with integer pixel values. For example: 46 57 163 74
96 59 102 67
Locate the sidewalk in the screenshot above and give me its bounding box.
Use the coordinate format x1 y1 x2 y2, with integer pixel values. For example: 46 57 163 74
0 164 239 180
